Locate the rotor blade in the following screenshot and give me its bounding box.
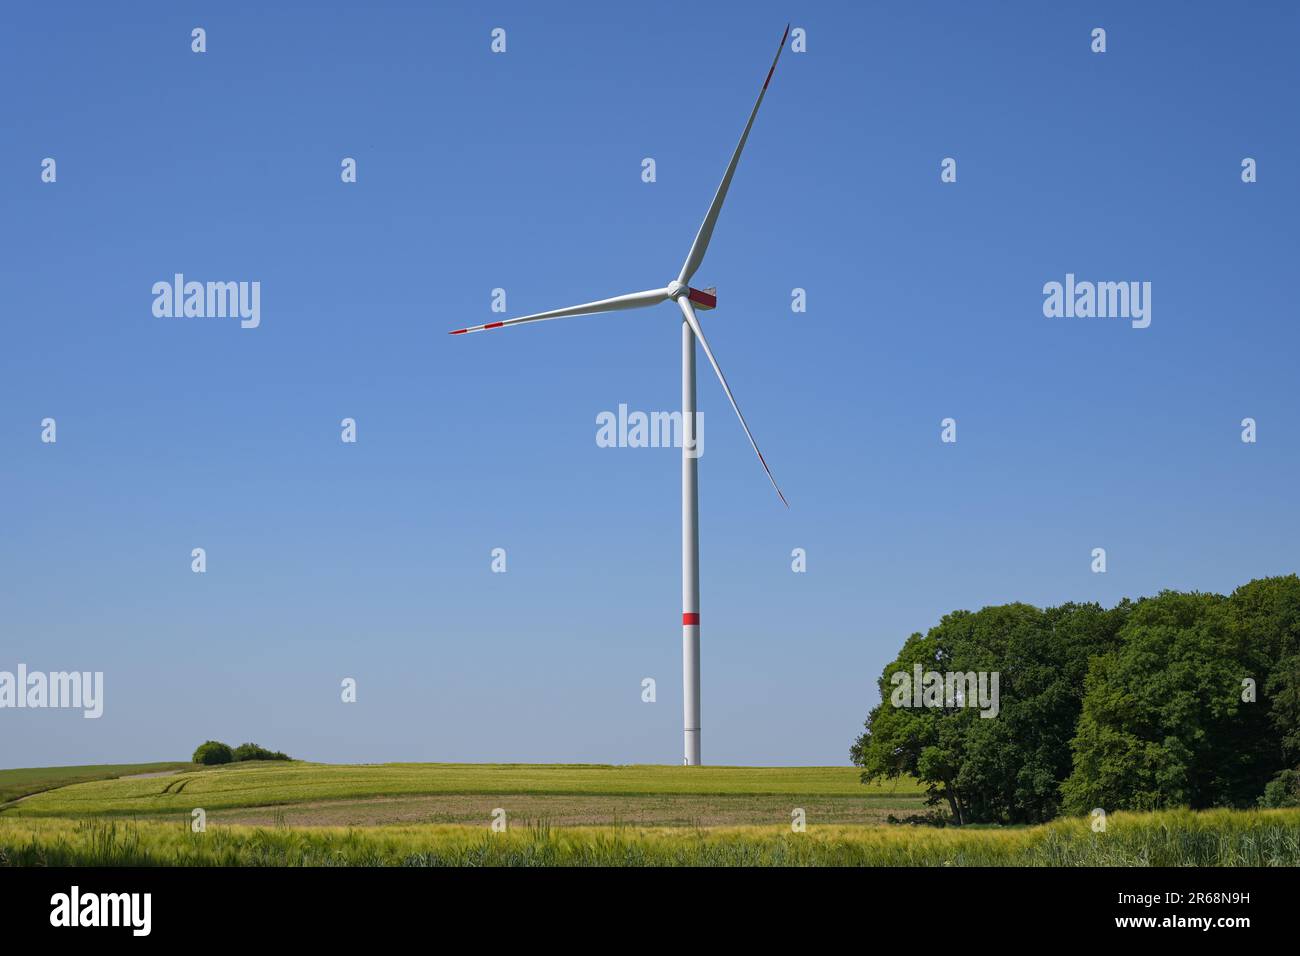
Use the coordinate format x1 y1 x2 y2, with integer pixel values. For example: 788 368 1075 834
678 23 790 285
676 295 787 507
449 288 669 335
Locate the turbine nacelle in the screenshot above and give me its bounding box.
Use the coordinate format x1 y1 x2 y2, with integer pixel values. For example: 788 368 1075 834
688 286 717 311
668 280 717 311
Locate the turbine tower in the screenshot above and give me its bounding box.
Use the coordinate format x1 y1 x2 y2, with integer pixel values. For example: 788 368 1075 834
450 25 790 765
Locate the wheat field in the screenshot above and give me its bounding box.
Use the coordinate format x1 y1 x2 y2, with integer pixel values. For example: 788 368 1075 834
3 762 1295 866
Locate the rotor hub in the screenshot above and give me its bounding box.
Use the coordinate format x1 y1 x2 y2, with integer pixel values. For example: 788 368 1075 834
667 280 689 299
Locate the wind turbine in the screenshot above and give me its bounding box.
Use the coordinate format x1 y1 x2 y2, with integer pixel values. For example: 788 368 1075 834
450 25 790 766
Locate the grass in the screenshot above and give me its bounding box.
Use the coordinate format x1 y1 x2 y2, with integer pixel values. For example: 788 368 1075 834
3 808 1299 866
0 762 197 805
4 761 923 819
8 761 1292 867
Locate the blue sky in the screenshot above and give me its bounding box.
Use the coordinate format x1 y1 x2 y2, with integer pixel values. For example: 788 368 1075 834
2 1 1296 768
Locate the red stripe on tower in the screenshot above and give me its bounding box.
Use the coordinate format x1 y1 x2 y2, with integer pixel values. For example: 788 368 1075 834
682 612 700 626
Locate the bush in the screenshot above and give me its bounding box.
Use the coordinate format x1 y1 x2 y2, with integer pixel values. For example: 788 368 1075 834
232 742 290 762
192 740 234 765
1261 770 1300 808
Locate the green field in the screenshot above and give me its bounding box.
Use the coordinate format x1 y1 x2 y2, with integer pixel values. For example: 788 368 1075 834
3 761 1295 866
3 761 925 827
0 762 197 805
4 808 1300 866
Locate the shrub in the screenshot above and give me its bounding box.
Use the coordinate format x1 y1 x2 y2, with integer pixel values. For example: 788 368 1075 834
192 740 234 765
232 742 290 762
1260 770 1300 808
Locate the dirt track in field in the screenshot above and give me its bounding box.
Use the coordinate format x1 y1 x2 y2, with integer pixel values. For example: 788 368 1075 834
120 770 184 780
209 792 925 828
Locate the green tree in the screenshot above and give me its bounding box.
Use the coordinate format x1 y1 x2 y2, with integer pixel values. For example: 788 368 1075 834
852 601 1126 824
1061 591 1264 813
851 625 959 818
955 601 1128 823
1230 575 1300 799
232 742 290 762
192 740 234 765
1260 769 1300 808
858 577 1300 823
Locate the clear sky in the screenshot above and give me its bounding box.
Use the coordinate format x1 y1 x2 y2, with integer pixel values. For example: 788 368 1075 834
2 1 1296 768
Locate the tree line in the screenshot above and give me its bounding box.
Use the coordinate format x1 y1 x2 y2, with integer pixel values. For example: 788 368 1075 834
850 575 1300 824
192 741 291 765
